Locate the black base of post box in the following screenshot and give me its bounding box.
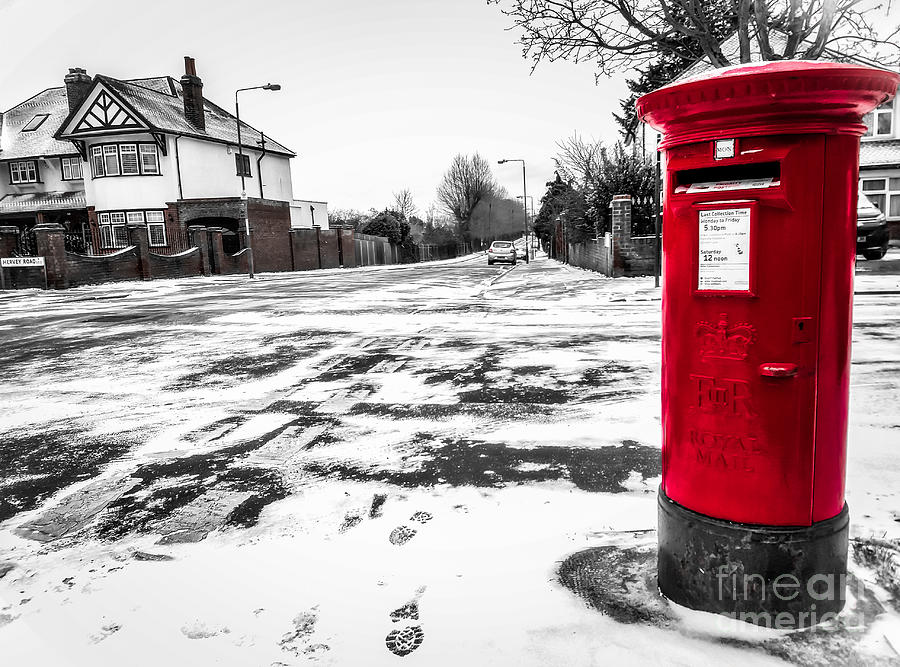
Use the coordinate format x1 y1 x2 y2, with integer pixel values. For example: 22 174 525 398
657 488 849 628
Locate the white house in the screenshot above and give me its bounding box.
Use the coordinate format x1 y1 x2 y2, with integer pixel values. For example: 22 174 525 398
290 199 329 229
1 57 301 268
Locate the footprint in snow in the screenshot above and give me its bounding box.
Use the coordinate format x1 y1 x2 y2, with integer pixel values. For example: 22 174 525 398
388 512 433 546
385 587 426 657
279 606 330 658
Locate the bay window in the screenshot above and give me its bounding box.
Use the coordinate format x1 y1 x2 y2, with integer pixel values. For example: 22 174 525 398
97 210 168 248
88 143 161 178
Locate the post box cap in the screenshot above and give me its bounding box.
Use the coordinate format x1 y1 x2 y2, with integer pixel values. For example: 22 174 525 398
637 60 900 149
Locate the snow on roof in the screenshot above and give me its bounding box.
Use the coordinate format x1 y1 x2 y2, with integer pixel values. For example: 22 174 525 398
0 87 80 160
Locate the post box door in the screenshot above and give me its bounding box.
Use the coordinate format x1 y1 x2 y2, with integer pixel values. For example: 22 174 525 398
662 135 828 527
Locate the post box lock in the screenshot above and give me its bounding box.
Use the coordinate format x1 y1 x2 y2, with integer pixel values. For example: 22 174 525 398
792 317 813 344
758 362 798 378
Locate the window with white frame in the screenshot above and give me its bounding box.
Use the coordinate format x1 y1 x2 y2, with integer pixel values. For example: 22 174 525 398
145 211 167 246
120 144 140 175
90 146 105 177
61 156 83 180
126 211 145 225
861 176 900 219
103 145 120 176
9 160 38 184
98 211 128 248
88 143 160 178
863 100 894 138
140 144 159 174
98 210 168 248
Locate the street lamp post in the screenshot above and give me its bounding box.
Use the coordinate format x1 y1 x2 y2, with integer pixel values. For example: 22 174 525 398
498 158 529 264
235 83 281 279
516 195 534 246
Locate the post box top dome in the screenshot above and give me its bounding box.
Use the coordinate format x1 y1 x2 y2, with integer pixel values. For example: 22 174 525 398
637 60 899 149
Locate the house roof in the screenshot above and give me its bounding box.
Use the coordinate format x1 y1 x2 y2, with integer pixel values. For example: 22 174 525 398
860 140 900 168
0 88 80 160
91 76 294 156
1 71 294 161
0 191 86 214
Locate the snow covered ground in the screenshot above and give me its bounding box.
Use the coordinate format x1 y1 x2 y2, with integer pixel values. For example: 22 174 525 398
0 252 897 666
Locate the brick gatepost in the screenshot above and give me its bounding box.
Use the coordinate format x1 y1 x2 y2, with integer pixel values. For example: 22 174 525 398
127 222 152 280
33 222 68 289
611 194 633 278
188 226 212 276
207 227 226 274
0 226 19 258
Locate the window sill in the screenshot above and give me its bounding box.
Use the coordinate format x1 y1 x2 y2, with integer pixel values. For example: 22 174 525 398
91 173 163 179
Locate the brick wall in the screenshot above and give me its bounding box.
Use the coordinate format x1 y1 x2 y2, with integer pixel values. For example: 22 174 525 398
291 228 321 271
562 195 658 277
247 198 292 273
65 248 140 287
148 248 203 279
218 248 250 275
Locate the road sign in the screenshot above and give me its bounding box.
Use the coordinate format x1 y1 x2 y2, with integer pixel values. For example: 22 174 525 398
1 256 45 267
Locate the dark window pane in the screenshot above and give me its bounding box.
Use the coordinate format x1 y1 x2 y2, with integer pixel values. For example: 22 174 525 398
862 179 886 192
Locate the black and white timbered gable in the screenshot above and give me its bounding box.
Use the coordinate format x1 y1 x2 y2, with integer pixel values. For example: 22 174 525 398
71 90 144 134
57 82 151 139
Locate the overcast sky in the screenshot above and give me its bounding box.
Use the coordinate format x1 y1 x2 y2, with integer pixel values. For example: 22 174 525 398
0 0 630 215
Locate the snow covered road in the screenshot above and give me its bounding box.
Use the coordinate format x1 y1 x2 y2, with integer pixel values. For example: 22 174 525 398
0 254 898 666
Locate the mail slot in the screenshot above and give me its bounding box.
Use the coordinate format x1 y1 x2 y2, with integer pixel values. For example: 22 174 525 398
637 61 899 626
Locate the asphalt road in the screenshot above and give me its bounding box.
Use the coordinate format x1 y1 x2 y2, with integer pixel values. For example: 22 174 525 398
0 253 898 666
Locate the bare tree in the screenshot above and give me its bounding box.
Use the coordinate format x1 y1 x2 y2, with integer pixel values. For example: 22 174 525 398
392 188 418 221
436 153 499 242
489 0 900 75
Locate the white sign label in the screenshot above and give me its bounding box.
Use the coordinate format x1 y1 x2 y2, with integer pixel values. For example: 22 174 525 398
1 256 45 268
686 177 774 193
715 139 735 160
698 208 751 291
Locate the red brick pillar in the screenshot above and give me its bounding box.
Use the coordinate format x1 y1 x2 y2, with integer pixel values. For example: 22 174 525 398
127 222 152 281
188 225 211 276
0 226 18 258
207 227 225 274
33 222 68 289
611 194 633 278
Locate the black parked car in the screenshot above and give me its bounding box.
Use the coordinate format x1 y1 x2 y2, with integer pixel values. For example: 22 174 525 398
857 192 890 260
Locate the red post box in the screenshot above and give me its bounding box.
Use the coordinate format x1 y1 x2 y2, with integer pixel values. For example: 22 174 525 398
637 62 899 627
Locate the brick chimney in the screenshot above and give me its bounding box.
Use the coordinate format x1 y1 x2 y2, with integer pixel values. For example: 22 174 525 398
181 56 205 131
64 68 92 114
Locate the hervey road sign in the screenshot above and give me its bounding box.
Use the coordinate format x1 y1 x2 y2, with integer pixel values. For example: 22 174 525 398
1 257 45 268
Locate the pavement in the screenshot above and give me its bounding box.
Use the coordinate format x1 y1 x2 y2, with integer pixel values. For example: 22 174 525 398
0 252 898 666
